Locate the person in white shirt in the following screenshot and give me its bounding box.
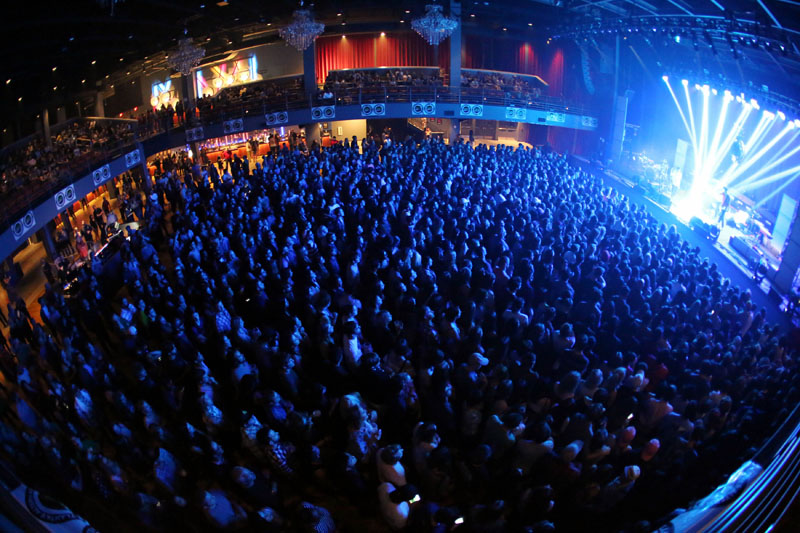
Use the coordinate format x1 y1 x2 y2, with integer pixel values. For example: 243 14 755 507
376 444 407 487
377 483 418 530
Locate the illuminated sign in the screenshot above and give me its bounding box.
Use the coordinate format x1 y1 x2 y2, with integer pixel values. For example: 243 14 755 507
150 79 178 108
196 55 260 98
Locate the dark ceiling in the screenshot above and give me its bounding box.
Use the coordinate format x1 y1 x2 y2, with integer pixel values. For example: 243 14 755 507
1 0 798 122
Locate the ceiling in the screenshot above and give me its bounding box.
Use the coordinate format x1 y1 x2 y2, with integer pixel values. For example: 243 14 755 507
0 0 798 122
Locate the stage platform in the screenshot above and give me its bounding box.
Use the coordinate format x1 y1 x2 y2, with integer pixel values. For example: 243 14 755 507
570 156 797 331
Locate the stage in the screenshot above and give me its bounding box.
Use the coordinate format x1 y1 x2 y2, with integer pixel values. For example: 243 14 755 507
570 155 797 331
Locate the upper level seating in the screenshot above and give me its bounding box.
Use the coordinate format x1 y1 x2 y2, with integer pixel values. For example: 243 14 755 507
462 69 547 99
0 119 136 226
324 67 445 90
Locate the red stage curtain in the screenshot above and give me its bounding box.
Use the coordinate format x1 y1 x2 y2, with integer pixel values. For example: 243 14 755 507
545 47 565 97
316 32 446 83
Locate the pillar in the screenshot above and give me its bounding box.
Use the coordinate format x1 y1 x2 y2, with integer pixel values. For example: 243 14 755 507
94 91 105 118
59 211 72 234
140 157 152 193
448 119 461 145
449 0 462 89
605 34 620 164
303 42 317 100
37 222 58 261
303 123 321 149
42 108 52 149
774 209 800 294
107 180 118 199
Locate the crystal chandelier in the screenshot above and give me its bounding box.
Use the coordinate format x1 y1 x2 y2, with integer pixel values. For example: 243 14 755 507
279 1 325 51
412 4 459 46
167 29 206 76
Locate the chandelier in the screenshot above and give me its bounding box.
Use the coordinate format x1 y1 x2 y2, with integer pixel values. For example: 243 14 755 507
412 4 458 46
279 2 325 51
168 29 206 76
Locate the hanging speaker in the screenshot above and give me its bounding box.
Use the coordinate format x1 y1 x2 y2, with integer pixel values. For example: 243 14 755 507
54 185 76 210
361 104 374 116
373 103 385 115
223 119 244 134
471 105 483 116
505 107 526 120
412 102 425 115
423 102 435 115
323 106 335 118
13 211 35 240
311 107 324 120
93 164 111 186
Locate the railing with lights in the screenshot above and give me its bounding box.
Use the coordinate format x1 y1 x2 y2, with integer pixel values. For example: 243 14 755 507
0 86 591 235
0 119 139 231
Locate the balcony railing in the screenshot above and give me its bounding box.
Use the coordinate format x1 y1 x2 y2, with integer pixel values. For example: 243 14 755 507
1 86 593 235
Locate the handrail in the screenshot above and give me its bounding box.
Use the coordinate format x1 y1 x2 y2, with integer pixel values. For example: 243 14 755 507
0 85 594 234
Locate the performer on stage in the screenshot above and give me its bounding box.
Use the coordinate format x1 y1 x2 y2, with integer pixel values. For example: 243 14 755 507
718 187 730 225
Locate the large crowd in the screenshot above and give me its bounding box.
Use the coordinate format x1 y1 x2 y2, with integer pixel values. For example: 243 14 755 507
462 71 544 100
0 136 796 533
325 68 444 90
0 120 135 213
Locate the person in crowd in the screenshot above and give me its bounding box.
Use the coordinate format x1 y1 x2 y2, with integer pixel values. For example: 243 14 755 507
0 135 796 533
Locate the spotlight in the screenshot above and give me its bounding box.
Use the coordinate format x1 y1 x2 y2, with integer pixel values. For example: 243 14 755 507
778 111 786 121
681 79 689 86
750 99 759 110
674 35 681 44
712 88 718 95
695 83 701 90
662 75 669 82
794 119 800 128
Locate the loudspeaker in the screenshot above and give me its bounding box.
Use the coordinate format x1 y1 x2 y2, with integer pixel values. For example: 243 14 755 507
223 118 244 134
124 149 141 168
12 211 35 241
360 103 386 117
690 217 720 241
186 126 205 142
266 112 289 125
311 106 335 120
54 185 76 211
582 116 599 128
505 107 526 120
547 112 566 123
460 104 483 117
92 164 112 186
411 102 436 115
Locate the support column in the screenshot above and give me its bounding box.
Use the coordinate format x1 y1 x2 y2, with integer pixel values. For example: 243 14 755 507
59 211 72 234
448 119 461 145
774 208 800 294
303 123 321 150
42 108 52 149
449 0 462 89
605 34 620 164
140 156 152 193
37 222 58 261
106 180 118 200
303 42 317 100
94 91 105 117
